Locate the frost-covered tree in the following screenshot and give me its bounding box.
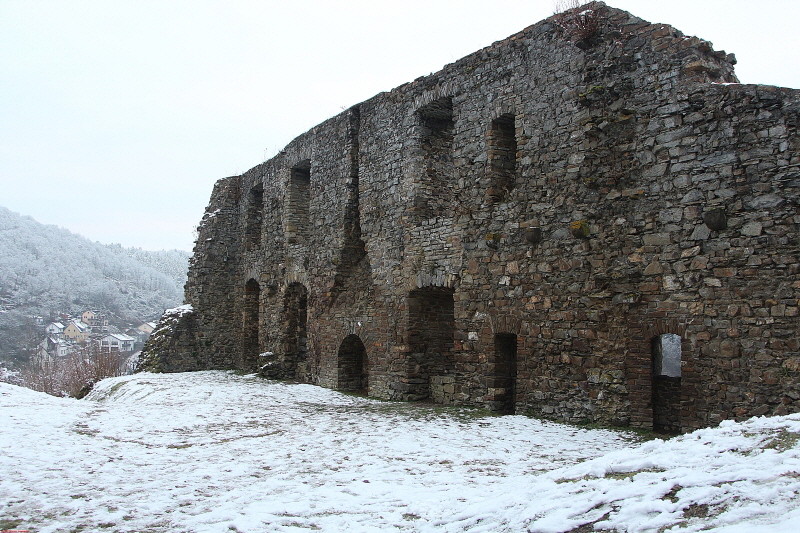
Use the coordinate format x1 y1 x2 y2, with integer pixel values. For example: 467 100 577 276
0 206 190 364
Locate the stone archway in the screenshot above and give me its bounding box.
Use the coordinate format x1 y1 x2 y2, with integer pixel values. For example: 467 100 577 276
337 334 368 393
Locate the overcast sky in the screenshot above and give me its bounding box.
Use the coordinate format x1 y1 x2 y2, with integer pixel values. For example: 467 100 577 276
1 0 798 252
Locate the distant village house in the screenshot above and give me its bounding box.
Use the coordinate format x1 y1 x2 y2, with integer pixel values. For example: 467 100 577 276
98 333 136 353
62 320 91 343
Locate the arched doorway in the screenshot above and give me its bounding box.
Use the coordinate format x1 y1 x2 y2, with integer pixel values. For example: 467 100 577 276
493 333 518 414
243 279 261 367
652 333 682 434
337 334 368 394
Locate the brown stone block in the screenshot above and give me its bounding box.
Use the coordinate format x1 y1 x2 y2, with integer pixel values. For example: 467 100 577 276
572 339 589 352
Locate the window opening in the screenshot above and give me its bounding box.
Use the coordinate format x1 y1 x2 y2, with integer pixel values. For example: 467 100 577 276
287 160 311 244
487 114 518 202
243 279 261 366
415 98 454 218
245 185 264 251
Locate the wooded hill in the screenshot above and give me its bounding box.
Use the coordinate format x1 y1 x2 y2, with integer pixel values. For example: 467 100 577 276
0 206 190 363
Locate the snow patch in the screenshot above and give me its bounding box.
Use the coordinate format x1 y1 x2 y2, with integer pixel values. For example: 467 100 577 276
1 372 798 532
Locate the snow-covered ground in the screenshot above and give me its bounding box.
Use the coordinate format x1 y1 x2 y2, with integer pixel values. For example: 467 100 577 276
1 371 798 533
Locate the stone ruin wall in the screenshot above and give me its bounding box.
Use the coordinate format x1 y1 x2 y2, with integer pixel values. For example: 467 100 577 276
142 2 800 433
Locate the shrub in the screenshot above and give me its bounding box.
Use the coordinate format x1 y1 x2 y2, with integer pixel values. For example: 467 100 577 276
19 345 128 398
553 0 605 48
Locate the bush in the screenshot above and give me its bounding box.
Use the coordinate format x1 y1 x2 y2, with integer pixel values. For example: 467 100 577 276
553 0 605 48
18 345 128 398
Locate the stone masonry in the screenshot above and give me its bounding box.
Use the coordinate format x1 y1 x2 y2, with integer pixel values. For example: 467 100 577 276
141 2 800 433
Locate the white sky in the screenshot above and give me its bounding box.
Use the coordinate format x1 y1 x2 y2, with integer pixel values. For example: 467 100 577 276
1 0 798 251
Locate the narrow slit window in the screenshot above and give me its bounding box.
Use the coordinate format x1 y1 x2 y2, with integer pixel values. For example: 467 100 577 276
287 160 311 244
487 113 518 202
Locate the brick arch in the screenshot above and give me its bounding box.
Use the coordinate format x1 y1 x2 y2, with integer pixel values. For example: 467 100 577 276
278 153 311 189
485 314 524 337
242 268 260 284
488 101 518 122
331 319 372 354
284 271 309 288
642 318 687 341
413 83 457 110
407 271 460 291
476 312 525 350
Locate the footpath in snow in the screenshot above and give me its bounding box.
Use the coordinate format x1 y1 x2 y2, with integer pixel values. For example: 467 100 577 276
1 371 798 532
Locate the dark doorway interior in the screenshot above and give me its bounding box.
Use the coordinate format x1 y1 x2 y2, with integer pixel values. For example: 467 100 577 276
243 279 261 368
493 333 518 414
338 334 368 394
284 283 308 376
652 333 682 434
406 286 455 399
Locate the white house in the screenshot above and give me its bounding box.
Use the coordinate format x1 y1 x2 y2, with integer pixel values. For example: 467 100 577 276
45 322 65 337
98 333 136 353
35 336 71 363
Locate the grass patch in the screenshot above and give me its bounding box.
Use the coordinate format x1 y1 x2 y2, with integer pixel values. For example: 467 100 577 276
556 467 667 484
683 503 709 519
564 512 617 532
343 399 499 423
0 519 24 530
605 467 666 481
662 484 682 503
763 430 800 452
101 381 128 398
573 420 664 442
280 522 320 530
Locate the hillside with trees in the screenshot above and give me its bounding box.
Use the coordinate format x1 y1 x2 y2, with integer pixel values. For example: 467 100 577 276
0 206 190 364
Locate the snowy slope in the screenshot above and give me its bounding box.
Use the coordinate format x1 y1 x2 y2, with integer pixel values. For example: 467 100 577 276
0 371 798 532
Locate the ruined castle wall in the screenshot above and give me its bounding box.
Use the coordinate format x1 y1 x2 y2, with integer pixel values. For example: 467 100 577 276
139 176 245 372
144 2 800 432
